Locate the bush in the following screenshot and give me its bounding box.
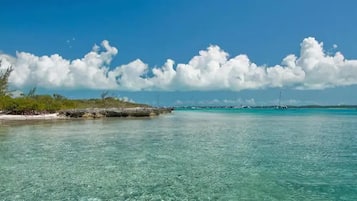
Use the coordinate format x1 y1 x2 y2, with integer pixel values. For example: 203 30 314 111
0 93 146 115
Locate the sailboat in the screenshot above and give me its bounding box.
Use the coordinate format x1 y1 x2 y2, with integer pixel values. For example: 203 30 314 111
276 91 288 109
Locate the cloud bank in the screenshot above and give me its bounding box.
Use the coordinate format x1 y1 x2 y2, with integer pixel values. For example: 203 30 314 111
1 37 357 91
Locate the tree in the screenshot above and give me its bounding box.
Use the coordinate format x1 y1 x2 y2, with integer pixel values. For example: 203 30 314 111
27 87 37 97
0 60 13 96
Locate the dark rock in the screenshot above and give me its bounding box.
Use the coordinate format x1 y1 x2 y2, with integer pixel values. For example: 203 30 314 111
59 107 173 119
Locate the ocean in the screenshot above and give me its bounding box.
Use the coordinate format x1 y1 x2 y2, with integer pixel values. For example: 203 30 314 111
0 108 356 200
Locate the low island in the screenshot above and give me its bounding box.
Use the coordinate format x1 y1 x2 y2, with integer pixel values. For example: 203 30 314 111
0 93 173 120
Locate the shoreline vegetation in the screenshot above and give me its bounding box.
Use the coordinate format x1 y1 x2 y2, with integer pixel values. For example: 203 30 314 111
0 94 174 120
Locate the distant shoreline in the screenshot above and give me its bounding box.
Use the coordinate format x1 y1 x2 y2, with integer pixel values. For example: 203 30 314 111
2 105 356 120
175 105 357 109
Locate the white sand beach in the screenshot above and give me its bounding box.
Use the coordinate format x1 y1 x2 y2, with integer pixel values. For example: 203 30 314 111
0 113 64 120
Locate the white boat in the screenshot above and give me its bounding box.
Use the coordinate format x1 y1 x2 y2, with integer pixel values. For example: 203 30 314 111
276 91 288 109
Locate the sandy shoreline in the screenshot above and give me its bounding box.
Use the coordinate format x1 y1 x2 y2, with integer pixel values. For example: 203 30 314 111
0 113 64 120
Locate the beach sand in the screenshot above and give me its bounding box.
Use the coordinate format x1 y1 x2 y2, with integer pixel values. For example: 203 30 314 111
0 113 64 120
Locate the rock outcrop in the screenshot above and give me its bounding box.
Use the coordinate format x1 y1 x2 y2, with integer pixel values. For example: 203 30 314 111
59 107 173 119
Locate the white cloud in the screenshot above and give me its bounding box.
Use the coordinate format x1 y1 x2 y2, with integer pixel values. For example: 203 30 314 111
1 40 118 90
245 98 256 106
1 37 357 91
173 97 257 106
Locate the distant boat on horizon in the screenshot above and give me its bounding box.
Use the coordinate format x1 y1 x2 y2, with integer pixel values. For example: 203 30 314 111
276 91 288 110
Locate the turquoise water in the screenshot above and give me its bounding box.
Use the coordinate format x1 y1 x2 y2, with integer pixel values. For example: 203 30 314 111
0 109 356 200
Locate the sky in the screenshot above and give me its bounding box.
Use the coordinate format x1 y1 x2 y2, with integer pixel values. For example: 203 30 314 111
1 0 357 106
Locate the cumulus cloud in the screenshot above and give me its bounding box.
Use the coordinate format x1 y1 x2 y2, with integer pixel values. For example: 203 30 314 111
1 40 119 90
174 98 257 106
1 37 357 91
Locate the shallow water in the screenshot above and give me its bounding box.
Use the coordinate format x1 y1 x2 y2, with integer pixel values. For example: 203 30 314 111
1 109 356 200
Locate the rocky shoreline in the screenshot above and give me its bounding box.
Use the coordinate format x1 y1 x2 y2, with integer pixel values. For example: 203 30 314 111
59 107 174 118
0 107 174 120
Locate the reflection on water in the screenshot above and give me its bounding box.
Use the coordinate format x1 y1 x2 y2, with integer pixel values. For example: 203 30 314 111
0 110 356 200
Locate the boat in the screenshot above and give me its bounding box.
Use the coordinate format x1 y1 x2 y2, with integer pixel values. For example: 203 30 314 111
276 91 288 109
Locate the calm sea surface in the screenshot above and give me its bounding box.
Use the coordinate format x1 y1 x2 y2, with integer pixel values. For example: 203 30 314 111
0 108 356 200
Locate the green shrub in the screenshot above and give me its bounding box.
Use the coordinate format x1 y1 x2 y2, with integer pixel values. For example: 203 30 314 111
0 93 146 115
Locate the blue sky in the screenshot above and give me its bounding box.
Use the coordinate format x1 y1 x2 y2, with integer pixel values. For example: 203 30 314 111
1 0 357 106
